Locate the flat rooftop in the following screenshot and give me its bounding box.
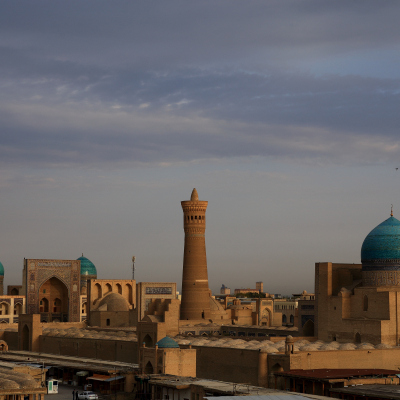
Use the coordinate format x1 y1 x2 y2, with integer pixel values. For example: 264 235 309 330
330 384 400 400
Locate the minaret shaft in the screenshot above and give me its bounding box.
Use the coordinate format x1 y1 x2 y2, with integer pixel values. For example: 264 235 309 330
180 189 211 320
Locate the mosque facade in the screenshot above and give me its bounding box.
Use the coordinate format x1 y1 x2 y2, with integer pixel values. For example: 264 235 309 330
316 212 400 345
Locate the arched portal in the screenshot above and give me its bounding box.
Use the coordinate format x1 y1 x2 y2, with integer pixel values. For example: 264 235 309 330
116 283 122 295
143 334 153 348
22 325 30 351
303 319 314 336
39 277 69 322
11 288 18 296
126 284 133 304
0 302 9 316
95 283 102 300
14 303 22 315
269 363 285 389
355 332 361 344
144 361 154 374
40 298 49 313
261 308 271 327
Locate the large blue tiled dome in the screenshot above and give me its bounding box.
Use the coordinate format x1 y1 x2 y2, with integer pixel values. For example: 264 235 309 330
0 262 4 276
156 337 179 348
361 216 400 270
77 254 97 276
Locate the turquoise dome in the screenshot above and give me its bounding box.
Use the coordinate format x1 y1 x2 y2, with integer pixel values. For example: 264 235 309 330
361 216 400 271
77 255 97 276
156 337 179 349
0 262 4 276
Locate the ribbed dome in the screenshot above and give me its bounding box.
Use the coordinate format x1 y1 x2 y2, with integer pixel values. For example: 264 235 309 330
156 337 179 348
77 255 97 276
98 293 129 312
0 262 4 276
361 216 400 269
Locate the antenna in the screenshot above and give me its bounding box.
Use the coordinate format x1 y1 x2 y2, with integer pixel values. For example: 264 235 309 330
132 256 136 280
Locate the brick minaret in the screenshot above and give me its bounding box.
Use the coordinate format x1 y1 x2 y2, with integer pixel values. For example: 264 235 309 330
180 188 211 320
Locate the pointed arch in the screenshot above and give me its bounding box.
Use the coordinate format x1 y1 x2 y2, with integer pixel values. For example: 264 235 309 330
0 302 9 316
116 283 122 295
143 334 153 348
14 303 22 315
144 361 153 374
126 283 133 304
355 332 361 343
303 319 314 336
39 277 69 320
94 283 102 300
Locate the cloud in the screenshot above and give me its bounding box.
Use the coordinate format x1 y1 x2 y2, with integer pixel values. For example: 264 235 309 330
1 1 400 170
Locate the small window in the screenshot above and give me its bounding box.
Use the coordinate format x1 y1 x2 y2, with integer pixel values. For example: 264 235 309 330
106 319 110 326
363 295 368 312
43 289 46 294
195 216 197 220
191 216 193 220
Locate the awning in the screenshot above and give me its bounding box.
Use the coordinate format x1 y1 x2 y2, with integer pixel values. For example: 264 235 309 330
76 371 89 376
87 374 125 382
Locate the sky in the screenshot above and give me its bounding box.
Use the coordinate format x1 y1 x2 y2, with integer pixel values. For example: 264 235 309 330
1 1 400 295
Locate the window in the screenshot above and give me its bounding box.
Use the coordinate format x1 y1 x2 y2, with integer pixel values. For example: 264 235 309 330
363 295 368 312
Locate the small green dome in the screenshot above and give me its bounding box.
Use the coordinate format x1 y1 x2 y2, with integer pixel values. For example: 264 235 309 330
156 337 179 349
361 216 400 271
77 254 97 276
0 262 4 276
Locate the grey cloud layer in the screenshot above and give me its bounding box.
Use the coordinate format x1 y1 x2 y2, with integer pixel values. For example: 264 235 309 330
1 1 399 168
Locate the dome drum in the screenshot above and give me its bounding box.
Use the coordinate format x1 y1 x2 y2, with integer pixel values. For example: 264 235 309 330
362 260 400 271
